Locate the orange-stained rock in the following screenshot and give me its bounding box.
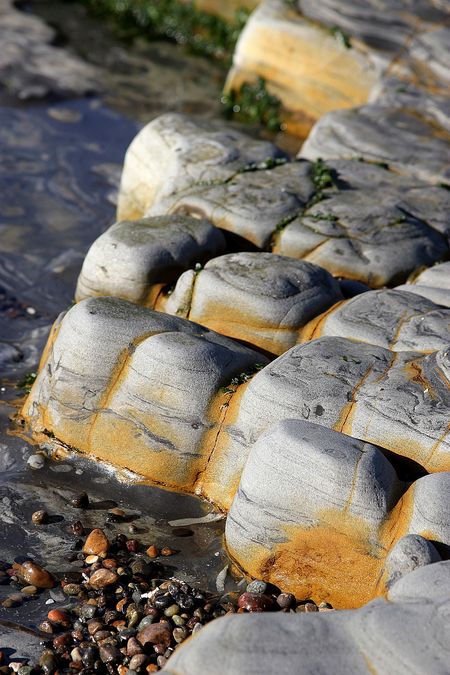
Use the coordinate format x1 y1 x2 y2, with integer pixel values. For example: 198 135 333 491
83 529 110 558
225 0 377 138
13 561 54 589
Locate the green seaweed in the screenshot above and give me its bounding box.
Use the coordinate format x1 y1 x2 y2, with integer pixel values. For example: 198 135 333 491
220 363 265 394
221 77 284 133
17 372 37 394
80 0 249 61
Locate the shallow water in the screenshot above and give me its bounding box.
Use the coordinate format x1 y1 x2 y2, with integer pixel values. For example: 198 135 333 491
0 5 243 661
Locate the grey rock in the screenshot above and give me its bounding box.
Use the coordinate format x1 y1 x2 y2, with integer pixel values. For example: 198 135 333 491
160 253 343 355
163 561 450 675
75 216 226 304
23 296 268 493
214 337 450 502
408 28 450 85
298 0 448 55
226 419 400 605
396 262 450 308
387 559 450 603
117 113 285 221
0 0 99 100
300 102 450 184
307 289 450 352
152 160 314 248
383 535 441 589
273 159 449 287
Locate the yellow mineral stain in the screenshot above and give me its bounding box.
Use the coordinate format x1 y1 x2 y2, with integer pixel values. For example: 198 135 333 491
197 380 253 510
230 510 385 609
298 300 345 343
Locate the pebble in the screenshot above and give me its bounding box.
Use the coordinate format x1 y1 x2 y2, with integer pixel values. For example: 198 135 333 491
85 554 99 565
13 561 54 589
237 592 275 612
246 579 267 594
89 568 118 589
146 545 159 558
48 609 71 626
129 654 148 670
62 583 82 596
27 454 45 470
21 585 37 595
161 547 176 557
31 510 48 525
137 623 172 648
83 528 109 557
70 491 89 508
277 592 296 609
173 626 188 643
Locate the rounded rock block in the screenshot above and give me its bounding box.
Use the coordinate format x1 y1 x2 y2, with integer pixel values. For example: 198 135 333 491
163 561 450 675
302 289 450 353
75 216 226 305
381 534 441 590
396 262 450 308
157 252 343 355
210 337 450 503
224 0 377 138
299 100 450 185
116 112 284 221
272 182 449 287
226 419 400 608
226 421 450 608
22 296 269 493
149 159 315 249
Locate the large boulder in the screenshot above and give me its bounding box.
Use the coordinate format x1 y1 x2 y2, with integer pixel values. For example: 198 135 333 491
226 420 450 607
226 420 401 607
157 253 343 355
22 297 268 495
302 289 450 353
163 561 450 675
117 113 284 221
225 0 378 137
75 216 226 305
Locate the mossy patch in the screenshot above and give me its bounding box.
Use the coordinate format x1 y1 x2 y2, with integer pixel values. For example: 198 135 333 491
80 0 249 60
222 77 284 133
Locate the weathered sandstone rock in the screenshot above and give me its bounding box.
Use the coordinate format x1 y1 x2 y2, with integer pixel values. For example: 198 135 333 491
22 296 268 493
207 337 450 506
117 113 284 221
149 159 314 248
272 196 448 288
226 420 450 607
302 289 450 353
157 253 343 355
396 262 450 308
226 420 400 607
75 216 226 305
163 561 450 675
300 92 450 184
225 0 378 137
